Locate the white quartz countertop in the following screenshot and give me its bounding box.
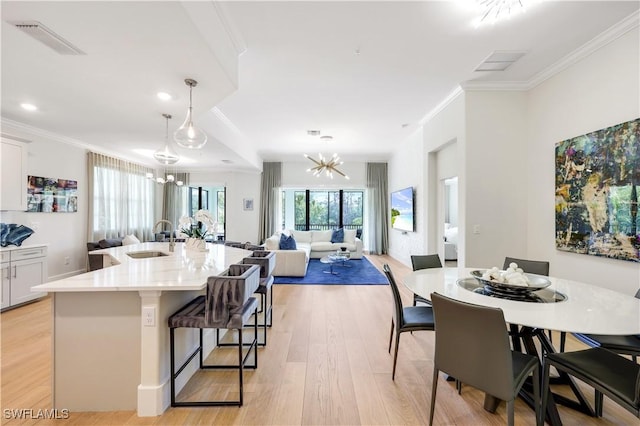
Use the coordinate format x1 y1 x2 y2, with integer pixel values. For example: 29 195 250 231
0 243 48 252
32 242 251 292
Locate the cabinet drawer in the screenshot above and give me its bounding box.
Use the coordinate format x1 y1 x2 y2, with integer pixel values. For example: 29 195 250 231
11 247 47 261
0 252 9 263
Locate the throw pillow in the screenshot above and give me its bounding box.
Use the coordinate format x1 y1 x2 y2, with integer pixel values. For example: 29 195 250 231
279 234 297 250
122 234 140 245
99 238 123 249
344 229 357 244
331 228 344 243
5 225 34 247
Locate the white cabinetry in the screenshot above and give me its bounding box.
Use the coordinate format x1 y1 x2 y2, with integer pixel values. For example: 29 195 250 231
0 246 47 310
0 138 28 211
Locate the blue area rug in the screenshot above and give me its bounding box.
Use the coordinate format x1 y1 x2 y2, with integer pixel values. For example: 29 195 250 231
274 256 389 285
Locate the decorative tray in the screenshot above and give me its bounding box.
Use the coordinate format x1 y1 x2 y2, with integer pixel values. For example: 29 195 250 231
470 270 552 294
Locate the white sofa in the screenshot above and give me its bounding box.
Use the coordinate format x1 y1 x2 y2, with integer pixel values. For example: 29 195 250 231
264 229 364 277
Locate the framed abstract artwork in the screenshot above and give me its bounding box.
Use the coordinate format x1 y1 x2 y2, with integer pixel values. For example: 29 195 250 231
27 176 78 213
555 118 640 262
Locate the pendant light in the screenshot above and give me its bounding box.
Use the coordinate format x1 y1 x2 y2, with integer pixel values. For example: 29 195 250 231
174 78 207 149
153 113 180 165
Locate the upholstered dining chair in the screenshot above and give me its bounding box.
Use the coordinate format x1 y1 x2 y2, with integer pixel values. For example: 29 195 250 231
410 254 442 306
429 292 541 426
168 263 260 406
542 347 640 420
502 257 549 276
502 256 551 350
573 288 640 363
382 264 435 380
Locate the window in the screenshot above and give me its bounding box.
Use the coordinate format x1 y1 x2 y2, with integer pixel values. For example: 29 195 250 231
288 189 364 231
89 152 155 241
217 190 225 224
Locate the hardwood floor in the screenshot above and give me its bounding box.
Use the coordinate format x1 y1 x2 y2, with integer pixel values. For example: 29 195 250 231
1 254 636 425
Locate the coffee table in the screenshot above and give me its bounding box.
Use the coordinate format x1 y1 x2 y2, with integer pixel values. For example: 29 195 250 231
320 253 350 275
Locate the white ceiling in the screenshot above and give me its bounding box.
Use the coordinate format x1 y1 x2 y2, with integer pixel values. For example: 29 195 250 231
2 1 638 172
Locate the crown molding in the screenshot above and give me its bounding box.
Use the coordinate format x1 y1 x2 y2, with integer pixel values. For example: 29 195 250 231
1 118 157 167
419 86 464 125
527 9 639 90
461 80 530 91
2 118 88 148
211 1 247 56
460 10 639 92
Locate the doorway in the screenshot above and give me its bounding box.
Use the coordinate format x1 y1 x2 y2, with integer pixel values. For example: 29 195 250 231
443 177 458 266
188 186 226 242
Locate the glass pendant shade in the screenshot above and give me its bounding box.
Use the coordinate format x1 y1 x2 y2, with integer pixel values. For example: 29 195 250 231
154 114 180 165
174 78 207 149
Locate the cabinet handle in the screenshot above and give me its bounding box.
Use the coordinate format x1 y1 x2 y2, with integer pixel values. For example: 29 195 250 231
12 265 17 278
3 267 8 280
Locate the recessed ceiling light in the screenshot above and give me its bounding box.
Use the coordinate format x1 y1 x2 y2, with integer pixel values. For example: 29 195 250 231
401 123 410 128
157 92 172 101
20 103 37 111
320 135 333 142
221 159 234 164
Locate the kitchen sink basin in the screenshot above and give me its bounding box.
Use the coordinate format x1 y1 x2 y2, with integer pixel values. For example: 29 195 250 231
126 250 169 259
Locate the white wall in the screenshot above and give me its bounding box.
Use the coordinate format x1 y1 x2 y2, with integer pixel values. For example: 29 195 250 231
0 125 88 281
464 91 529 268
526 28 640 293
189 170 261 244
422 94 466 264
388 130 424 266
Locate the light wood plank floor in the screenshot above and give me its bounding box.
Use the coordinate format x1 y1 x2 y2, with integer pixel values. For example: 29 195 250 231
1 255 637 425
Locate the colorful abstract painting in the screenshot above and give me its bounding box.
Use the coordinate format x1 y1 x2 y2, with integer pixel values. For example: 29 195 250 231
27 176 78 213
555 118 640 262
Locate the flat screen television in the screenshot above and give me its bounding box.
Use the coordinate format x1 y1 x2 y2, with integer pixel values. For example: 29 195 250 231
390 187 415 232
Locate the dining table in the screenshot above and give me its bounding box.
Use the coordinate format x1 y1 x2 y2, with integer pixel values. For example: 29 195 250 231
404 266 640 425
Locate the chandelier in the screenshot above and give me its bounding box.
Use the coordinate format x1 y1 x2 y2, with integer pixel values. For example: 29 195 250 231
153 113 180 165
146 172 184 186
474 0 526 25
304 152 350 180
174 78 208 149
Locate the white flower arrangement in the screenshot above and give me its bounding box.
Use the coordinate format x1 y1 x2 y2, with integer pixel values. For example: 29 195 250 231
179 209 216 240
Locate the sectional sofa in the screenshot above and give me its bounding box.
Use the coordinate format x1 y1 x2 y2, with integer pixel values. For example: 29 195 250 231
263 229 363 277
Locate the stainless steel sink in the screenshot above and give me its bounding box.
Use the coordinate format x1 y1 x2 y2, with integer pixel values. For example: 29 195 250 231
126 250 169 259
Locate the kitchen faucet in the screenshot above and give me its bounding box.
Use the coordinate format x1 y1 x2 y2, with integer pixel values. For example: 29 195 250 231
153 220 175 252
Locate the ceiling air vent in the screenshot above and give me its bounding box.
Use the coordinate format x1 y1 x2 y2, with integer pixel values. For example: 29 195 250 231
474 50 526 72
9 21 85 55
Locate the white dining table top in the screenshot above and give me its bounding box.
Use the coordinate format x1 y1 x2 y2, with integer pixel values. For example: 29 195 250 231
404 267 640 335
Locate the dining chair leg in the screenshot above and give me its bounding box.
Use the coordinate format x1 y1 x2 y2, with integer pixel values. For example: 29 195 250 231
533 364 542 426
541 361 551 425
429 368 439 426
595 390 603 417
559 331 567 352
388 320 394 353
507 400 515 426
392 332 401 380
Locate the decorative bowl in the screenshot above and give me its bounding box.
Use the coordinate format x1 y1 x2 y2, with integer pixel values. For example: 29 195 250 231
470 270 552 294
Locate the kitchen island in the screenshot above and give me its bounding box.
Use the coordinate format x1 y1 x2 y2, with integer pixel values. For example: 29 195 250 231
32 241 251 416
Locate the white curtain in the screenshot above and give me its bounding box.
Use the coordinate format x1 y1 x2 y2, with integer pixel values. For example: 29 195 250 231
161 172 189 233
87 152 155 241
